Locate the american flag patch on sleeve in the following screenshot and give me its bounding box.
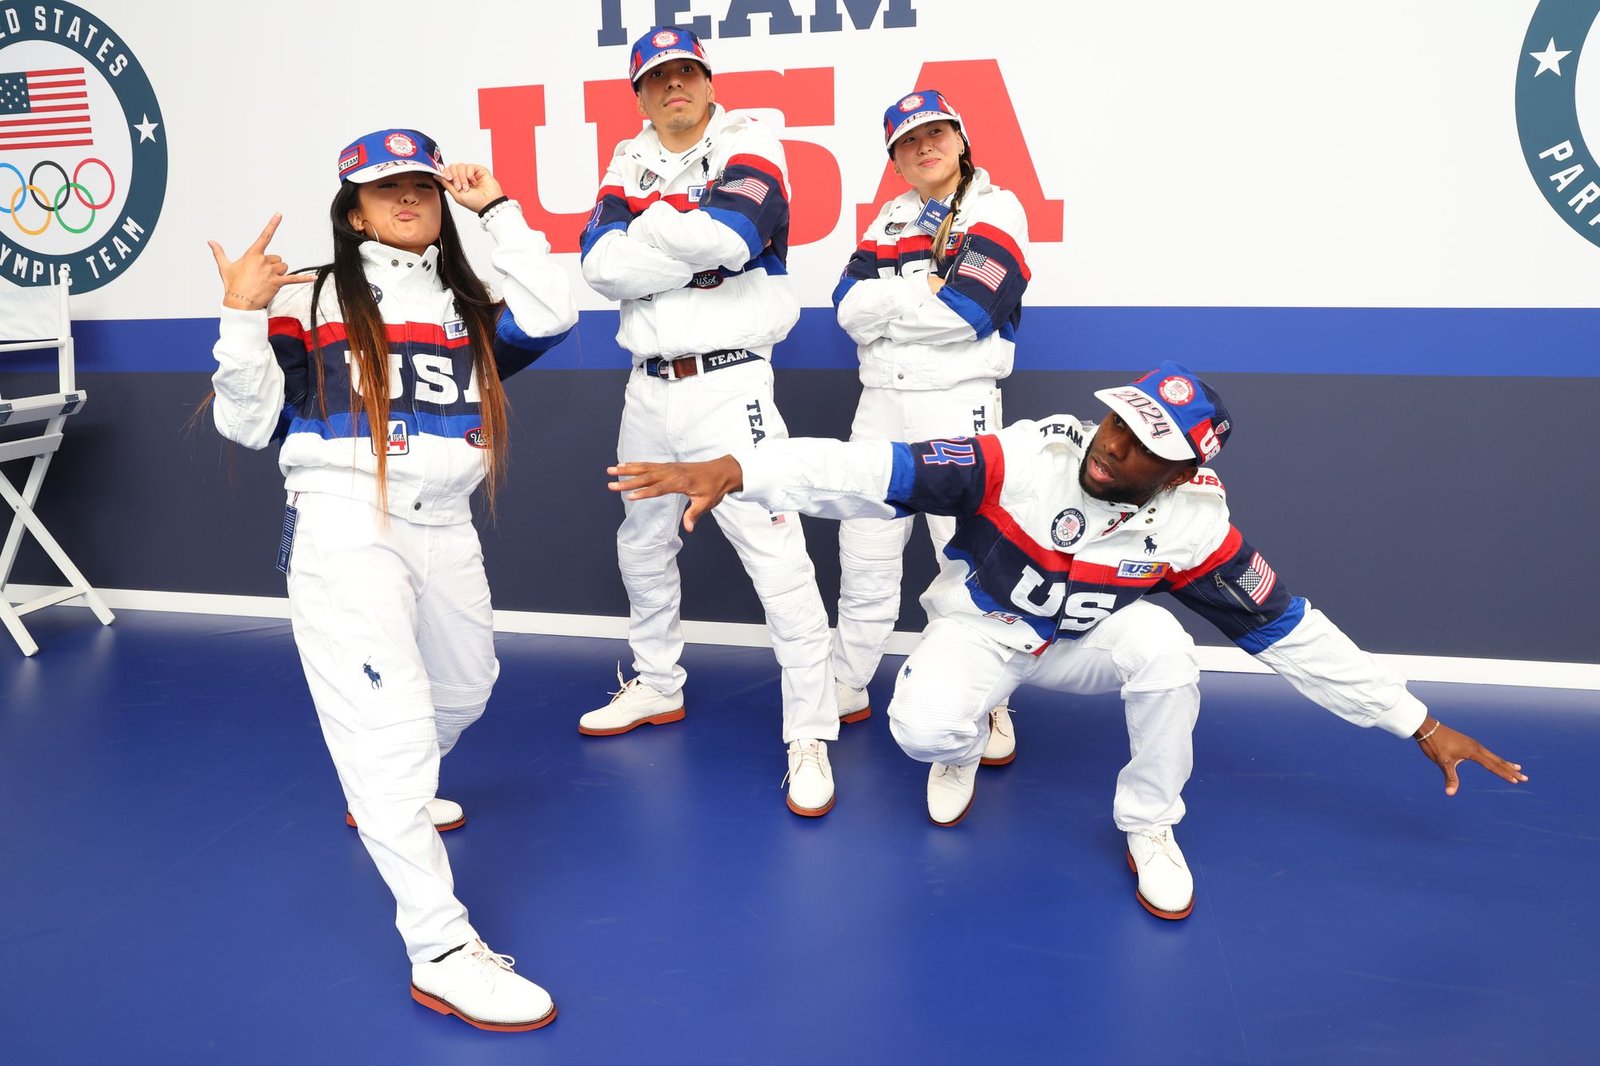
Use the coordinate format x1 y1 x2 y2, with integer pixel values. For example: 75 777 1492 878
955 249 1008 291
1237 552 1277 605
719 176 770 205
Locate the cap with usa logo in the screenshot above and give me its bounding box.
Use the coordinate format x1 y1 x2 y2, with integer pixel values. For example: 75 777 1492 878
883 89 966 154
337 129 445 185
628 26 711 86
1093 361 1234 463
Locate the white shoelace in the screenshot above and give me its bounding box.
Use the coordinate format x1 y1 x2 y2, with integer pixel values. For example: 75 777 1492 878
782 741 825 787
607 663 642 705
989 707 1012 738
1135 829 1182 867
936 762 969 785
467 940 516 973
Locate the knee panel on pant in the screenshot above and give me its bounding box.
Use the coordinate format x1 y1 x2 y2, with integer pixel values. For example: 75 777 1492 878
433 700 487 758
618 540 680 608
747 562 830 668
888 713 983 765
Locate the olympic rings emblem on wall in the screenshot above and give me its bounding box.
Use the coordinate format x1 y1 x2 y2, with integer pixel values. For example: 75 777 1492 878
0 158 117 235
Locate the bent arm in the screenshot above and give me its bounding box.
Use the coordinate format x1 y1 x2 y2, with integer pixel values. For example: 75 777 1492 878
211 306 291 450
483 201 579 377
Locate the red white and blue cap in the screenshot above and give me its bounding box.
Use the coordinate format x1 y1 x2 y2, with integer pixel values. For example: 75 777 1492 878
1094 361 1234 464
337 129 445 185
629 26 711 85
883 89 966 153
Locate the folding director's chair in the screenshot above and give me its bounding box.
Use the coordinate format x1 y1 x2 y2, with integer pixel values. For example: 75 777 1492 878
0 267 114 655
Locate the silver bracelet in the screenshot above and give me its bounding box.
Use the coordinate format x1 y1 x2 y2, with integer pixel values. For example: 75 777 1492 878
1415 720 1441 743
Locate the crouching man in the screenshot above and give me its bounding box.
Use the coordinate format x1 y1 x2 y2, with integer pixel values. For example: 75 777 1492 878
606 362 1527 919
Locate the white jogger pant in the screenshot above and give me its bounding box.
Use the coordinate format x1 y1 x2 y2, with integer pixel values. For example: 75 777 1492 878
887 602 1201 831
287 491 497 963
617 358 838 743
833 381 1002 690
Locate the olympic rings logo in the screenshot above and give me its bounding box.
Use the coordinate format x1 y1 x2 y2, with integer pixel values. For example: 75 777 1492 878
0 158 116 236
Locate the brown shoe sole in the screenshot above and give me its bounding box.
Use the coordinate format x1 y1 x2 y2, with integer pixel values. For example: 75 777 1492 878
1126 850 1194 919
411 986 557 1032
346 812 465 832
839 706 871 725
979 749 1016 767
786 793 836 817
577 707 686 737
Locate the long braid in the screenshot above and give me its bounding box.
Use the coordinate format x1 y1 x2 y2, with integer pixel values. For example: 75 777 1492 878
932 149 977 266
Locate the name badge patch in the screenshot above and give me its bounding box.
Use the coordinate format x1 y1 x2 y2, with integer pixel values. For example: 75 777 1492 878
913 197 950 235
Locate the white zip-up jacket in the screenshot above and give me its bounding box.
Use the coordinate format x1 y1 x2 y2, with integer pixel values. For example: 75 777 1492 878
834 168 1029 391
735 416 1429 737
211 202 578 525
579 105 799 360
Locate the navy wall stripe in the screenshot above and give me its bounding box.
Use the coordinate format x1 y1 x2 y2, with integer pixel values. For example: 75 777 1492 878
12 306 1599 376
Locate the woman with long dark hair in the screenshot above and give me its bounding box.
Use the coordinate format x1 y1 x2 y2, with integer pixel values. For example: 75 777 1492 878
830 91 1032 813
207 129 576 1032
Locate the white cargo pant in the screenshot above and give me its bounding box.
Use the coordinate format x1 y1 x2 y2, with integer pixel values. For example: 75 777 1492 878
887 602 1201 831
832 380 1002 690
286 491 495 963
617 357 838 743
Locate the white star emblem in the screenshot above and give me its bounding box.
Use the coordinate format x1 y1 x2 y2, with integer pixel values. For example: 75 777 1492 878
134 114 160 142
1529 38 1573 77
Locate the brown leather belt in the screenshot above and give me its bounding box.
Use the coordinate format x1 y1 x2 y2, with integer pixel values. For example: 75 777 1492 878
641 349 760 380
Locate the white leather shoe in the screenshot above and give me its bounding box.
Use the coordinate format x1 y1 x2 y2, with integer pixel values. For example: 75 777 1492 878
346 797 465 832
1126 826 1195 919
835 680 870 724
579 668 685 736
926 761 977 826
980 703 1016 766
784 739 835 816
411 938 557 1032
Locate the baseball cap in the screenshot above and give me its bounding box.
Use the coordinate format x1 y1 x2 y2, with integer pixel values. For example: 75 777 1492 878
629 26 711 86
1093 361 1233 464
337 129 445 185
883 89 966 154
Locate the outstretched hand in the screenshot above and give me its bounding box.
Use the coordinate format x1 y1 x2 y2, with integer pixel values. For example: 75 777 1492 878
1414 718 1528 796
208 214 314 311
441 163 504 214
607 456 744 532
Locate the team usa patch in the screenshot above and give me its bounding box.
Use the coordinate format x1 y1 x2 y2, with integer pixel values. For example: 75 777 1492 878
1158 376 1195 405
1117 560 1171 580
377 420 409 456
384 132 417 157
653 29 679 46
639 170 659 191
444 319 467 340
464 427 489 448
899 94 924 111
1050 508 1086 549
339 145 367 175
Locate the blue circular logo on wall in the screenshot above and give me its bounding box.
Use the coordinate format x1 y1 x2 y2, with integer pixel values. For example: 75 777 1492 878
0 2 166 292
1517 1 1600 248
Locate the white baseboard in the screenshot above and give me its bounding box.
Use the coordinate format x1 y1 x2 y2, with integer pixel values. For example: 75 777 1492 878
8 583 1597 691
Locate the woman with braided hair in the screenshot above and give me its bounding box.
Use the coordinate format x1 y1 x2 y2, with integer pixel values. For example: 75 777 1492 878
206 128 575 1032
830 91 1033 809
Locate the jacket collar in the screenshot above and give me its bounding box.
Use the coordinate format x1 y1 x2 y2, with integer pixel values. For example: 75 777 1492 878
358 240 442 285
630 103 736 184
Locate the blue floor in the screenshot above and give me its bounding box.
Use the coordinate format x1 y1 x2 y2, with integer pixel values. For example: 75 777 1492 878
0 610 1592 1065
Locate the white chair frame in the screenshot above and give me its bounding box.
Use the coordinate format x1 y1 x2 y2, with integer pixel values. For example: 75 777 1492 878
0 267 114 655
